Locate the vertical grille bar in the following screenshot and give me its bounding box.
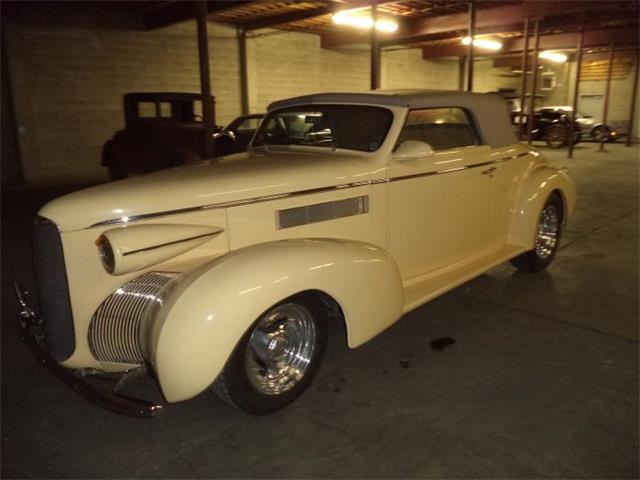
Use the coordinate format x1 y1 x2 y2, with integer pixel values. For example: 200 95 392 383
88 272 179 365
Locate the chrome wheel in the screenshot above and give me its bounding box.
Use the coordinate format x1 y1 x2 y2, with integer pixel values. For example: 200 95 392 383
535 204 559 259
245 303 317 396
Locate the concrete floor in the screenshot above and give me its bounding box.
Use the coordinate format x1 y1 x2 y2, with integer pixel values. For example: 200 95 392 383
2 143 638 478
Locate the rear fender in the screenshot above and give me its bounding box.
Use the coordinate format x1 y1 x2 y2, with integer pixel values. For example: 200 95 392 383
148 239 404 402
508 165 576 248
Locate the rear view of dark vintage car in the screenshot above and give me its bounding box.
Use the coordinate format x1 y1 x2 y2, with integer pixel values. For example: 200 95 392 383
511 107 582 148
102 92 263 180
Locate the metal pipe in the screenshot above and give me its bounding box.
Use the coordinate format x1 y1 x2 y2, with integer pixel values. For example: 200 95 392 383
626 49 639 147
527 18 540 144
568 26 585 159
238 28 249 115
196 1 215 159
599 41 614 151
466 0 476 92
458 56 466 91
518 16 530 141
370 4 380 90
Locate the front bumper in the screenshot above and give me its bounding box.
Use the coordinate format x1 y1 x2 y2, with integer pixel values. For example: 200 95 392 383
14 282 163 418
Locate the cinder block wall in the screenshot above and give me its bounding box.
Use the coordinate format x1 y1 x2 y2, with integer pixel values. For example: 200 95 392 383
247 31 370 112
5 20 240 184
542 57 640 139
5 11 638 186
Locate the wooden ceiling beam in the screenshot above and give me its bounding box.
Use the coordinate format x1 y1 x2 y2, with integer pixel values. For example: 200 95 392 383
420 27 639 59
242 4 341 30
323 0 636 48
143 1 250 30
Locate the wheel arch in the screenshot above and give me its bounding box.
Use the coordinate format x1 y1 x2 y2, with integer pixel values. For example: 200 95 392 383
508 165 576 248
551 188 566 226
147 239 404 403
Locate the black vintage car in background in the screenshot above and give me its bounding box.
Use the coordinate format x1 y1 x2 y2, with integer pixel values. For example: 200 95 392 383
512 107 582 148
102 92 263 180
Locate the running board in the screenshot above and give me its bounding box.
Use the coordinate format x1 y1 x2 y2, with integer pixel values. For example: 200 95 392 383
402 245 525 313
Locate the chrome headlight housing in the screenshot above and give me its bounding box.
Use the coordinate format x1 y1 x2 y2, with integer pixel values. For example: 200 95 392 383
96 235 115 274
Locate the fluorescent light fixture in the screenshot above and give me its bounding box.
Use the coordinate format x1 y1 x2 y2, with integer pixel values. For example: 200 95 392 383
539 51 568 63
332 10 399 32
461 37 503 51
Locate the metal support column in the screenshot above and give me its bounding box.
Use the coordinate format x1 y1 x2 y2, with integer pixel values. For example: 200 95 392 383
517 17 530 141
466 0 476 92
238 27 249 115
196 0 215 158
370 5 380 90
599 41 614 151
458 56 466 91
626 49 639 147
568 26 585 159
527 18 540 144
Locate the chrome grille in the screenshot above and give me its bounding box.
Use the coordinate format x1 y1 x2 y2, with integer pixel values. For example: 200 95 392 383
88 271 179 365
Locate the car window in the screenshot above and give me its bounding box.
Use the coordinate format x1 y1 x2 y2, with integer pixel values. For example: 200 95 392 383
138 102 156 118
159 102 172 118
253 105 393 152
396 107 478 151
237 117 262 130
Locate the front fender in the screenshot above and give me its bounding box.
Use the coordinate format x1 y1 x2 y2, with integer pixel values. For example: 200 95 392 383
508 165 576 248
149 239 404 403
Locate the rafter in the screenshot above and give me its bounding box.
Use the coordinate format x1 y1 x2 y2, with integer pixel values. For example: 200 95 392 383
322 0 637 49
420 28 639 59
143 1 251 31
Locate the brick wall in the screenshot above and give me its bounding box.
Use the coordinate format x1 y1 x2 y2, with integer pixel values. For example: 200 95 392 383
5 20 240 184
6 12 637 186
247 30 370 112
542 56 640 139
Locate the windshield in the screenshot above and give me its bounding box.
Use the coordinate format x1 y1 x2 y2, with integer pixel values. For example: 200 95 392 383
252 105 394 152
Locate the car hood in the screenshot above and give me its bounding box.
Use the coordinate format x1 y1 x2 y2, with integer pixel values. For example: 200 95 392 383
39 148 372 232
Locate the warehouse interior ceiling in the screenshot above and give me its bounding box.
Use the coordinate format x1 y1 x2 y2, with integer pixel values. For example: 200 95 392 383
5 1 638 55
125 0 640 53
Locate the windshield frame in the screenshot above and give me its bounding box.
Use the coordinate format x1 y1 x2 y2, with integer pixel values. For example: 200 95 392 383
250 103 395 153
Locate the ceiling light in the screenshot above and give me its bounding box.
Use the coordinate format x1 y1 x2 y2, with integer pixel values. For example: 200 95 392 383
332 10 399 32
461 37 503 51
539 51 568 63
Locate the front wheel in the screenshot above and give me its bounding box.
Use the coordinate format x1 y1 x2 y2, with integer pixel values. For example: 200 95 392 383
511 194 563 273
591 125 611 142
212 293 327 414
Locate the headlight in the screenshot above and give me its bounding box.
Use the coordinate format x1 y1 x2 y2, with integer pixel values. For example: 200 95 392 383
96 235 115 273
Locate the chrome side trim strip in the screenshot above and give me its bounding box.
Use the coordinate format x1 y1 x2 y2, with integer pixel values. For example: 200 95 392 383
122 231 221 257
89 154 525 228
90 184 359 228
276 195 369 229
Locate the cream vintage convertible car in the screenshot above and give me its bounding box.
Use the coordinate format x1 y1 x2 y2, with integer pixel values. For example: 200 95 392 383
16 90 575 416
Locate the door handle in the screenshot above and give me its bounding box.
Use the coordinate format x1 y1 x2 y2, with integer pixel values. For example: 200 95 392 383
481 166 498 175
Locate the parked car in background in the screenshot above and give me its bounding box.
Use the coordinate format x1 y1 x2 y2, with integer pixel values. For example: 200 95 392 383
17 90 575 417
102 92 263 180
213 113 264 154
536 106 628 142
511 107 582 148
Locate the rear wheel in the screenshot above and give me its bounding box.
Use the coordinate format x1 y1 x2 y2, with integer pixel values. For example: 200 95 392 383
212 293 327 414
511 193 563 273
103 141 129 180
545 125 569 148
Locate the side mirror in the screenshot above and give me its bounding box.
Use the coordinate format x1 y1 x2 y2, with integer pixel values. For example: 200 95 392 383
392 140 434 161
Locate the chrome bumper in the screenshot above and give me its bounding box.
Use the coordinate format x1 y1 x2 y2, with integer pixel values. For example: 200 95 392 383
14 282 163 418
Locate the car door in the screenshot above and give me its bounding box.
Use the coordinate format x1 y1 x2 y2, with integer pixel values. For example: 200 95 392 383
386 107 494 280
